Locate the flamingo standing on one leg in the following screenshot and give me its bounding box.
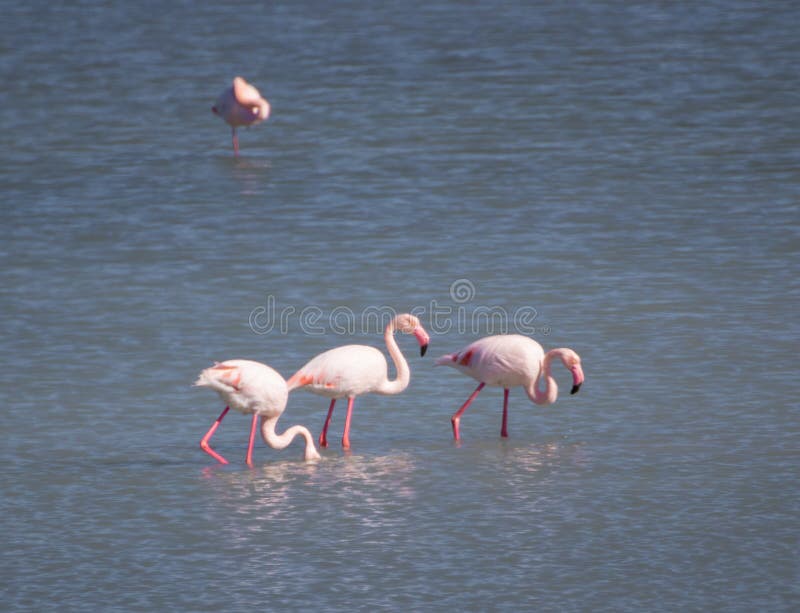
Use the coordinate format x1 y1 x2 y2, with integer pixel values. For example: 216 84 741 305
195 360 321 466
435 334 584 441
211 76 271 156
287 313 430 450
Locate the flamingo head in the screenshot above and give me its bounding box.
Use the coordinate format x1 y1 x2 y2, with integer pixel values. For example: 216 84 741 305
559 349 584 394
255 99 271 121
392 313 430 357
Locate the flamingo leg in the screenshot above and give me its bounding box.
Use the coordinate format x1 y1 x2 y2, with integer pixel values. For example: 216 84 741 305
200 406 230 465
342 396 355 450
319 399 336 448
232 127 239 156
501 388 510 438
245 413 258 467
451 382 486 442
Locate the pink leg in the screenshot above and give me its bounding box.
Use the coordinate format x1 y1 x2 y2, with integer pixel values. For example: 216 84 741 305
342 397 355 450
451 382 486 442
501 388 510 438
232 127 239 156
200 406 230 465
319 399 336 448
245 413 258 467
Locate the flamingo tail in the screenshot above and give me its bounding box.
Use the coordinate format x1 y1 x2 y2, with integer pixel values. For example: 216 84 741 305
435 354 458 366
286 372 313 392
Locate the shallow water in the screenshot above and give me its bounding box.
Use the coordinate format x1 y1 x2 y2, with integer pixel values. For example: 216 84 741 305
1 1 798 610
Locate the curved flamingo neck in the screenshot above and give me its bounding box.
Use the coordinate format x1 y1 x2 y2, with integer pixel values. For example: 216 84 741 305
525 351 559 405
376 320 410 395
260 416 321 461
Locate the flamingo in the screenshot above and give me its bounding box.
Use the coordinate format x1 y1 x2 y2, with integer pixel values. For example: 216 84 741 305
211 76 271 156
286 313 431 450
435 334 584 441
195 360 321 466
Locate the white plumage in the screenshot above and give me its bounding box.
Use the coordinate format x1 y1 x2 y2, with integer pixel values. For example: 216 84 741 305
195 359 320 465
436 335 584 441
287 313 431 450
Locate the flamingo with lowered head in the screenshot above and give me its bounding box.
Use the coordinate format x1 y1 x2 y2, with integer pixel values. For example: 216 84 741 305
287 313 430 450
211 76 271 156
435 334 584 441
195 360 321 466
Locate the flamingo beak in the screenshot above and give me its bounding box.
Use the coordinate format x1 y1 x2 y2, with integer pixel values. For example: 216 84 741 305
570 364 584 395
211 106 218 115
413 327 430 357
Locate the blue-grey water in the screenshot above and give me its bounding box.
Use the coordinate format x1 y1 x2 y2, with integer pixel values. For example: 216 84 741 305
1 1 798 610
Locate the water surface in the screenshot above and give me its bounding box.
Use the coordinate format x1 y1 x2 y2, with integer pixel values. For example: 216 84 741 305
1 1 798 610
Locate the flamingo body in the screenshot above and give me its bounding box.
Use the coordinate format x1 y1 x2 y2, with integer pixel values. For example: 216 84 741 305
287 313 430 449
197 359 287 416
437 334 545 388
289 345 398 399
211 76 270 155
436 335 584 441
195 359 320 465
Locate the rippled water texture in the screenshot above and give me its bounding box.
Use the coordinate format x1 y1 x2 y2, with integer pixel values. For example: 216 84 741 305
1 1 798 610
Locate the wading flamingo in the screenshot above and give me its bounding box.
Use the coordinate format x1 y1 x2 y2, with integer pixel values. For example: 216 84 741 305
287 313 430 450
435 335 584 441
195 360 321 466
211 76 270 156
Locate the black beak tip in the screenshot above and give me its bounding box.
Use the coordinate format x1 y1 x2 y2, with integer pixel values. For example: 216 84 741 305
420 344 428 357
570 383 582 395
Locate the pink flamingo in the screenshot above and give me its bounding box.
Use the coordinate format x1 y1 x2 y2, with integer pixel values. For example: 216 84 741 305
287 313 431 450
211 76 271 156
195 360 321 466
435 334 584 441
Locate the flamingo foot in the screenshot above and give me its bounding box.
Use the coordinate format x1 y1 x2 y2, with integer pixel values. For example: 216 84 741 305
450 382 485 442
341 397 355 451
200 406 230 465
232 127 240 157
451 417 461 442
501 388 509 438
201 441 229 465
319 399 335 448
245 413 258 467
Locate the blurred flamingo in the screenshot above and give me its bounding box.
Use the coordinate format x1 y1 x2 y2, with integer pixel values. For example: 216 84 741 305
287 313 430 450
195 360 321 466
435 335 584 441
211 76 270 155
